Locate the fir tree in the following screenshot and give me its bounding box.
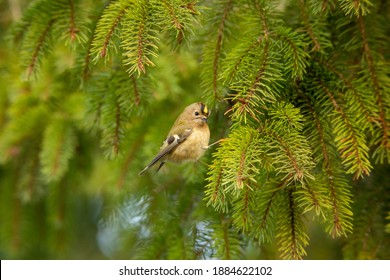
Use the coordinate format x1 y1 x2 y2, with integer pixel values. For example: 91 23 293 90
0 0 389 260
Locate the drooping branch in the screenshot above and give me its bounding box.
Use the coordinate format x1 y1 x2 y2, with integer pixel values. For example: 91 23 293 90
358 16 389 152
26 19 54 79
212 0 234 99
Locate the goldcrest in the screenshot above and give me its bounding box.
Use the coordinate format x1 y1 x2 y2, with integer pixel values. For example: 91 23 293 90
139 102 210 175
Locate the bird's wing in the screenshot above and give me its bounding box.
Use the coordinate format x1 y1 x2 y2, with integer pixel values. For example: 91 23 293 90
139 128 193 175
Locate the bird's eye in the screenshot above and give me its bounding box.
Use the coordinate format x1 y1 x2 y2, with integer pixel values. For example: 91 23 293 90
195 111 200 116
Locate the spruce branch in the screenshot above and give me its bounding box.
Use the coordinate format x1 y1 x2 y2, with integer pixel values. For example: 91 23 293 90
155 0 190 44
212 126 262 193
17 146 42 203
253 179 284 243
325 174 353 237
211 217 242 259
200 0 235 102
339 0 373 17
222 38 262 84
276 27 310 79
294 179 327 217
50 0 88 45
299 0 321 51
205 159 228 213
0 105 49 164
224 39 283 123
91 0 129 60
262 127 308 181
9 0 50 45
320 58 378 126
276 187 309 260
10 0 90 79
80 31 94 82
211 0 233 99
260 103 315 183
24 19 55 79
85 69 149 158
317 79 372 179
343 181 389 259
68 0 77 42
99 89 124 158
116 134 144 189
308 0 337 14
300 93 353 236
232 185 254 232
121 0 159 75
358 16 390 163
40 118 77 183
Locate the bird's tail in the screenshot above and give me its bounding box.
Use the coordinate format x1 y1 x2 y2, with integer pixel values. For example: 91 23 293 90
139 161 165 175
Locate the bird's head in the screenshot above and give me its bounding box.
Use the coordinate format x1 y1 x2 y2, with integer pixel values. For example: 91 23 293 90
183 102 210 125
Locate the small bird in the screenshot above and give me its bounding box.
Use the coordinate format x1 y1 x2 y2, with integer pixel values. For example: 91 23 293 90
139 102 210 175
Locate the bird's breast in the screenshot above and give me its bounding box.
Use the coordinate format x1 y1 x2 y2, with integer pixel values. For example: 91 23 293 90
167 126 210 162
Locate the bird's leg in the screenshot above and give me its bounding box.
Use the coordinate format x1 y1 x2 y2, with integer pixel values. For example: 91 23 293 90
202 138 226 150
197 159 209 167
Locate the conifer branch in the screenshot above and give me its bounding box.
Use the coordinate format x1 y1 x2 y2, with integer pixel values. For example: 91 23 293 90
40 118 77 182
78 8 102 83
358 16 389 158
287 189 298 258
221 219 231 259
224 39 282 122
211 0 233 100
301 91 353 236
160 0 185 44
296 181 325 216
277 28 310 79
51 0 87 45
232 185 253 232
319 80 371 179
246 41 270 105
101 12 122 58
26 19 54 79
114 100 121 156
257 188 277 232
262 127 306 182
205 161 227 212
315 114 351 237
9 0 50 45
117 133 145 189
82 37 93 81
320 59 377 125
299 0 320 51
68 0 77 42
277 187 309 260
210 216 241 259
321 0 331 13
254 179 286 242
91 1 129 59
121 0 159 75
223 38 262 83
339 0 373 17
253 0 269 39
131 75 141 106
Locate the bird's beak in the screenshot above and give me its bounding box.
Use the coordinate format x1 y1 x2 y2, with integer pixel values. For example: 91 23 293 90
202 117 208 123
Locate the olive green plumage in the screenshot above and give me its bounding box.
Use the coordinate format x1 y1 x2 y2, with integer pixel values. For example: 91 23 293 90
139 102 210 175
